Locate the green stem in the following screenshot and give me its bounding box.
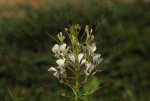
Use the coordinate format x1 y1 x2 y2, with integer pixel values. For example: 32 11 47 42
75 53 79 101
75 70 79 101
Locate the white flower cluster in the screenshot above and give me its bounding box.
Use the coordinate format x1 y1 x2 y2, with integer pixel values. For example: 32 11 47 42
48 24 103 80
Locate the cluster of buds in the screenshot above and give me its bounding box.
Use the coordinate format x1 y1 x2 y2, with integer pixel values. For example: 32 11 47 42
48 23 103 85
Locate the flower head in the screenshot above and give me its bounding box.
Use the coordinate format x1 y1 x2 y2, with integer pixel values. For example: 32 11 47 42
49 24 103 81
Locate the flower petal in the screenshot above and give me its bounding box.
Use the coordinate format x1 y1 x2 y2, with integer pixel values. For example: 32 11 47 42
57 65 66 74
93 54 101 61
88 43 96 53
85 62 95 76
57 32 65 42
78 53 84 63
89 65 95 73
48 67 59 78
69 54 75 63
57 32 61 39
54 54 60 58
90 29 93 33
48 67 57 72
80 59 86 66
53 72 59 78
52 44 60 53
97 58 103 64
56 59 65 66
85 62 92 71
60 43 66 51
84 70 90 76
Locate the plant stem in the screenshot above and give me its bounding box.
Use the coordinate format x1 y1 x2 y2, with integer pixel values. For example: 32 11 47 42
75 70 79 101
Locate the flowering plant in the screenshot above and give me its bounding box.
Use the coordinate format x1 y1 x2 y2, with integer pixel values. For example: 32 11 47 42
48 23 103 101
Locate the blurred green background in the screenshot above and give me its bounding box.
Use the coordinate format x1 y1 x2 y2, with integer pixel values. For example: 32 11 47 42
0 0 150 101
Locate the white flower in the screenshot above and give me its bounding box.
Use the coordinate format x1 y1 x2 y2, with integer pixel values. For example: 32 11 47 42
48 67 59 78
52 44 60 54
78 53 86 66
84 62 95 76
48 58 66 78
68 53 86 66
90 29 93 34
57 32 65 42
88 43 96 53
78 53 84 63
56 58 66 74
97 58 103 64
68 54 76 64
93 54 101 60
57 32 63 38
60 43 66 51
84 53 103 76
52 43 69 58
56 58 65 66
93 54 103 65
60 43 69 56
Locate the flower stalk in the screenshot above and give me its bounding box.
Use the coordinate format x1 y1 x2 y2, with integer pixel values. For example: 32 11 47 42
48 23 103 101
75 69 79 101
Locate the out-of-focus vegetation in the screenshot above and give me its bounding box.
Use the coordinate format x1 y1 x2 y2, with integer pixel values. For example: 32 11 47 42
0 0 150 101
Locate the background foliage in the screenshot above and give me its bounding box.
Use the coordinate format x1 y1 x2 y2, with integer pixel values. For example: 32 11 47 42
0 0 150 101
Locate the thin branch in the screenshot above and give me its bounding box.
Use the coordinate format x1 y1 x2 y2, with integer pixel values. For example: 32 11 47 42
88 70 103 80
7 88 17 101
45 32 60 44
79 83 111 97
66 66 76 75
94 12 105 32
62 94 74 100
63 81 76 96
